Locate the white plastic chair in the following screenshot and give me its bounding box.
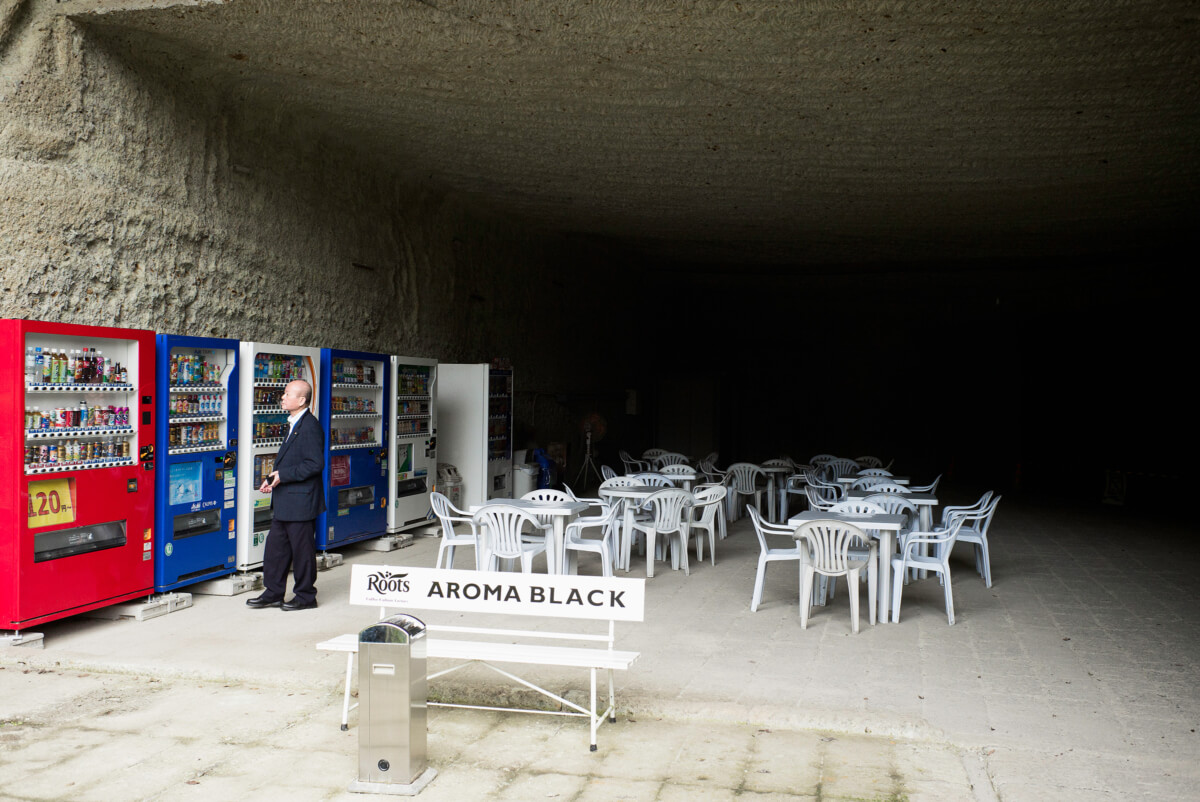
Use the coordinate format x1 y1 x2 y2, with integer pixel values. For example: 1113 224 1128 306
823 458 861 479
857 468 893 478
600 464 617 481
726 462 766 520
562 502 623 576
779 464 813 522
746 506 805 612
795 519 877 633
952 494 1001 587
849 475 891 491
907 474 942 494
866 481 910 494
619 450 651 474
563 482 605 513
855 456 884 468
890 513 966 624
938 491 993 528
430 491 479 570
628 488 694 577
692 482 729 540
688 485 726 565
804 483 840 512
641 448 667 461
629 472 674 487
473 504 550 573
809 454 838 466
654 452 689 468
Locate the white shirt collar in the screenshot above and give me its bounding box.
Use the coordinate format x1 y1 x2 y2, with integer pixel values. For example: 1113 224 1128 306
288 408 306 427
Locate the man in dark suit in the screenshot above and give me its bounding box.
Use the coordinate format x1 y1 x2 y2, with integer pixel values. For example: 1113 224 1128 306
246 379 326 611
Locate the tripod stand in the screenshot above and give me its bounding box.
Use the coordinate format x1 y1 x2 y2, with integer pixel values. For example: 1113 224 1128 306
574 430 603 487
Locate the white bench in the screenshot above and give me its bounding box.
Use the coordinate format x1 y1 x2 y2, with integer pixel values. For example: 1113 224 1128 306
318 565 644 751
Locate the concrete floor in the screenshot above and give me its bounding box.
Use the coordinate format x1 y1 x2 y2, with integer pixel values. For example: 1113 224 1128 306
2 489 1198 801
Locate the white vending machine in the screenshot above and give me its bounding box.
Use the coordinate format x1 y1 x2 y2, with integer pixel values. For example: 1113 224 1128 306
236 342 322 571
438 364 513 509
387 355 438 534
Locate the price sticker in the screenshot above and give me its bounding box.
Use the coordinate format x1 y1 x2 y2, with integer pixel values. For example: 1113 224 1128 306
27 478 77 528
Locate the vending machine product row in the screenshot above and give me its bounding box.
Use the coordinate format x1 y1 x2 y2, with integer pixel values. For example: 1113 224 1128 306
236 342 321 571
154 334 239 592
388 356 438 533
1 319 156 630
318 348 389 549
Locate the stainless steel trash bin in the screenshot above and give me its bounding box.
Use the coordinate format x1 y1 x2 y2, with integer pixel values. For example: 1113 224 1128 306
351 614 436 794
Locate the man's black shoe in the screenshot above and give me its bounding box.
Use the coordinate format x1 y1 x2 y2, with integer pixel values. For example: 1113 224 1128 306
246 594 282 609
281 598 318 611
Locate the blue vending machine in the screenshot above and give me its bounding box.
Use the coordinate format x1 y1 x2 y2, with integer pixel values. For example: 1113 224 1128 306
154 335 239 591
317 348 389 550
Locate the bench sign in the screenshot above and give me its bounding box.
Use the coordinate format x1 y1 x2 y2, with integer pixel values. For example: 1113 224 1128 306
350 565 645 622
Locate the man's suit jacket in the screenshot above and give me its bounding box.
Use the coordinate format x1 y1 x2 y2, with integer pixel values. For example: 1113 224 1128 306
271 409 326 522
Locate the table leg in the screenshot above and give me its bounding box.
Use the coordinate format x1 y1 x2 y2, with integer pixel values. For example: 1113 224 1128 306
878 531 894 623
548 518 565 575
621 505 634 572
767 477 778 522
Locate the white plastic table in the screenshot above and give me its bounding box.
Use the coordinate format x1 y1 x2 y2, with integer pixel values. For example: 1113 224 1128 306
469 498 590 575
597 484 680 576
788 511 907 623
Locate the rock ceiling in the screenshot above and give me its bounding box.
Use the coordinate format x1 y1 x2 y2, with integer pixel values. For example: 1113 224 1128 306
74 0 1200 266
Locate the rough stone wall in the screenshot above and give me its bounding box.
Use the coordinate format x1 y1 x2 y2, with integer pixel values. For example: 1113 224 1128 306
1 2 627 460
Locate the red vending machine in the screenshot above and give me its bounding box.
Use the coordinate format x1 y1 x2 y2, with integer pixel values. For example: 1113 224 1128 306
0 319 157 631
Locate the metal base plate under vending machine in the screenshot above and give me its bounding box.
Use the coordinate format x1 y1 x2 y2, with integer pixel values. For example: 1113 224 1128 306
318 348 389 549
1 320 156 631
154 334 239 592
387 356 438 535
236 342 321 571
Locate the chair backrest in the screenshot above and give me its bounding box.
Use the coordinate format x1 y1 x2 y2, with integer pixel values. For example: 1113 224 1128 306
642 488 694 531
829 500 887 517
809 454 837 466
655 452 689 467
824 458 861 479
473 505 544 559
849 476 890 490
631 472 674 487
855 455 884 468
726 462 764 492
794 520 871 575
761 458 793 469
866 481 910 494
861 492 918 527
522 489 573 503
601 464 617 480
642 448 666 460
856 468 893 477
692 485 727 523
601 476 640 489
660 464 693 475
